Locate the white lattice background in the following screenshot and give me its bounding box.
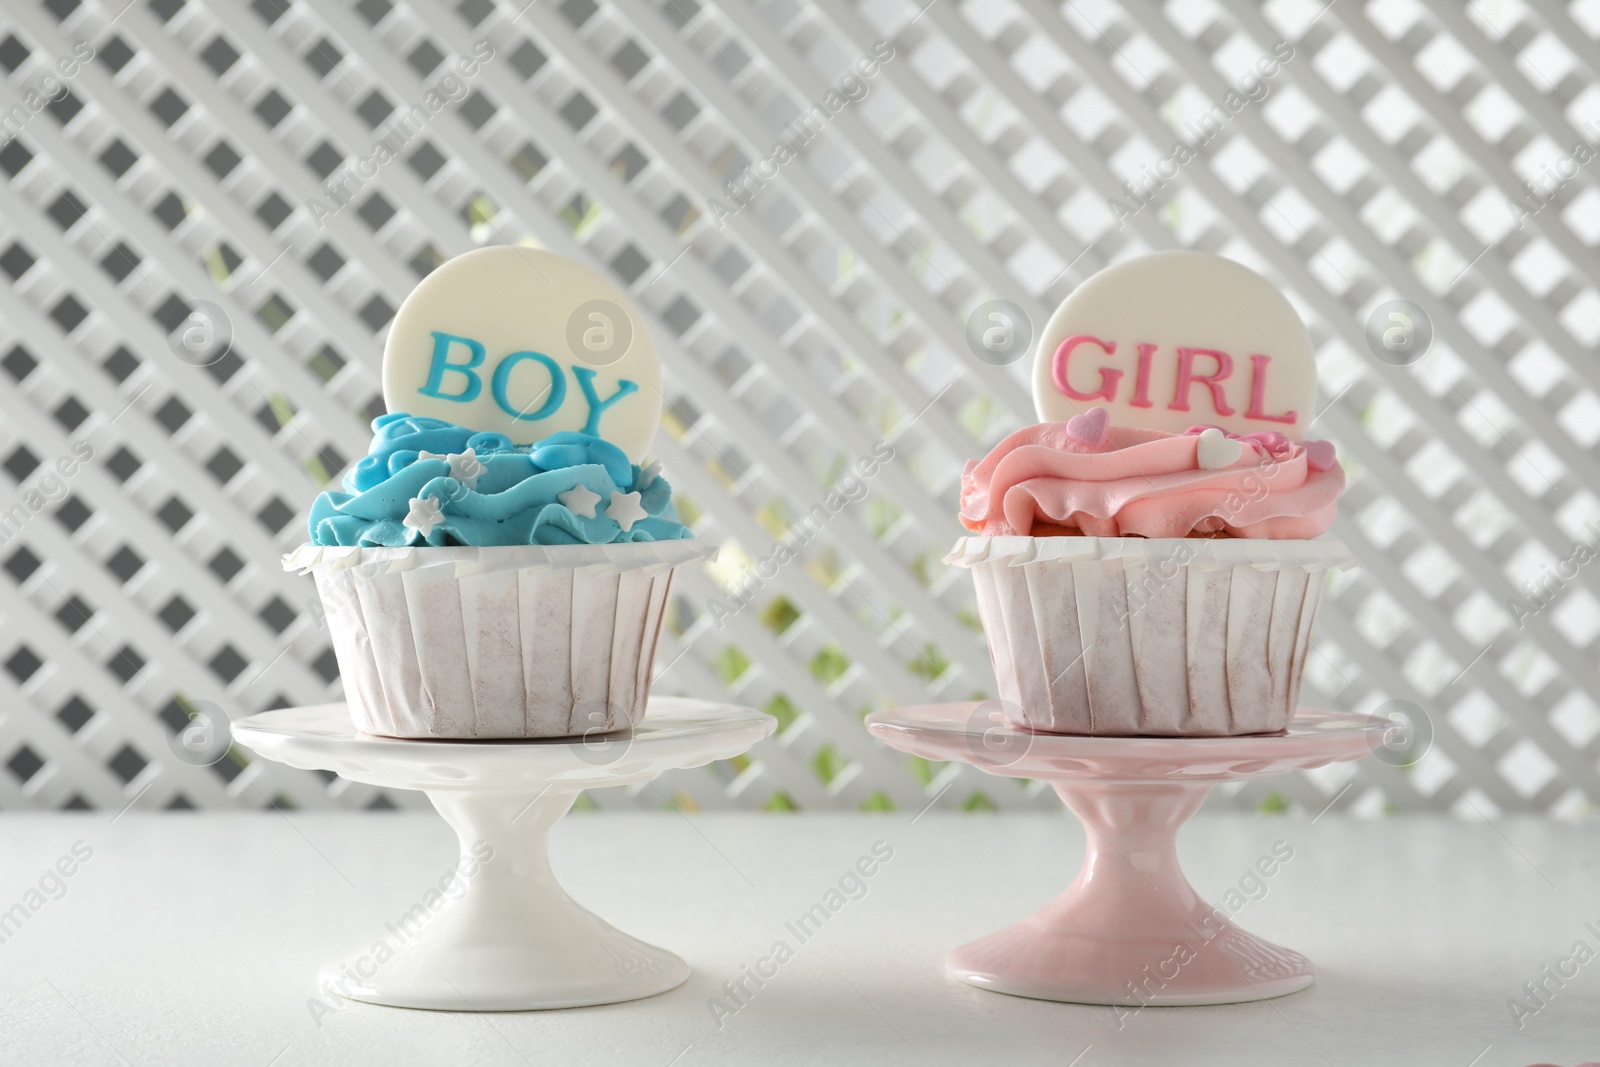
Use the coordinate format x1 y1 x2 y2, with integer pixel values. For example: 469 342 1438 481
0 0 1597 816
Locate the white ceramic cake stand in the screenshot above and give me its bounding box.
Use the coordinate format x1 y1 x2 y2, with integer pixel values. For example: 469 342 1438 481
866 704 1385 1007
232 697 774 1011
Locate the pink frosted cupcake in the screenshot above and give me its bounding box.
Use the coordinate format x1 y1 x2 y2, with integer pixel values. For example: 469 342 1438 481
950 251 1353 736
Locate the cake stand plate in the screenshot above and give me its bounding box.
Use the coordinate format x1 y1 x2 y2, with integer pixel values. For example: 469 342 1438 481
233 697 774 1011
866 704 1385 1007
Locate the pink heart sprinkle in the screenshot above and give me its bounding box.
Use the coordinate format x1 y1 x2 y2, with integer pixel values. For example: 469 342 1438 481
1066 406 1110 448
1303 439 1336 471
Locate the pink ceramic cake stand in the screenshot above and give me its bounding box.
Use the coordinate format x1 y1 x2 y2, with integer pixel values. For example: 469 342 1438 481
866 704 1385 1006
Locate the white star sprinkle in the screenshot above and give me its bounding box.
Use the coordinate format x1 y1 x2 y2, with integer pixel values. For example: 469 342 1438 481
558 484 602 519
447 448 484 489
418 449 484 489
605 490 648 533
403 495 445 540
635 461 661 490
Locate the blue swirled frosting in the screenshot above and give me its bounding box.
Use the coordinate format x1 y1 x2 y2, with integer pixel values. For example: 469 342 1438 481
308 413 692 547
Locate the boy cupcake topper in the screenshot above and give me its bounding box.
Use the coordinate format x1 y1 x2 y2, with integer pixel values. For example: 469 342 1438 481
382 246 662 462
1032 251 1317 440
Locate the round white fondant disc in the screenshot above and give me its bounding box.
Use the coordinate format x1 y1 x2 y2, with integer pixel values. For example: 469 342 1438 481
382 246 662 460
1032 251 1317 439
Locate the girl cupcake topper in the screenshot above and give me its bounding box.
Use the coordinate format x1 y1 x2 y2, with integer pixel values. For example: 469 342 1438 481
382 245 663 462
1032 251 1318 440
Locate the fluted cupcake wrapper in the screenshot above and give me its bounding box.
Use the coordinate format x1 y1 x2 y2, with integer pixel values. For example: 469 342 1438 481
289 541 716 739
949 536 1354 737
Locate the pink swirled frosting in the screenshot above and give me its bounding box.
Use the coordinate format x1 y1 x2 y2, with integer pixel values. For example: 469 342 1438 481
959 415 1344 539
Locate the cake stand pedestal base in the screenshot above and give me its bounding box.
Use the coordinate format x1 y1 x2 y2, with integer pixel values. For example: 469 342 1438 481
234 698 774 1011
949 781 1310 1006
322 787 687 1011
866 704 1384 1006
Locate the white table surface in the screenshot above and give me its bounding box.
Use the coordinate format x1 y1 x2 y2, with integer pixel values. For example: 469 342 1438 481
0 811 1593 1066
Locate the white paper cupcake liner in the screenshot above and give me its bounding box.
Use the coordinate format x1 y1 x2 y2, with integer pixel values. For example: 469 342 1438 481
947 536 1355 736
286 541 717 739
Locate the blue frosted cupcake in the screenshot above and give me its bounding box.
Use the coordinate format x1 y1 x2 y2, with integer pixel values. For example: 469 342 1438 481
289 413 710 739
